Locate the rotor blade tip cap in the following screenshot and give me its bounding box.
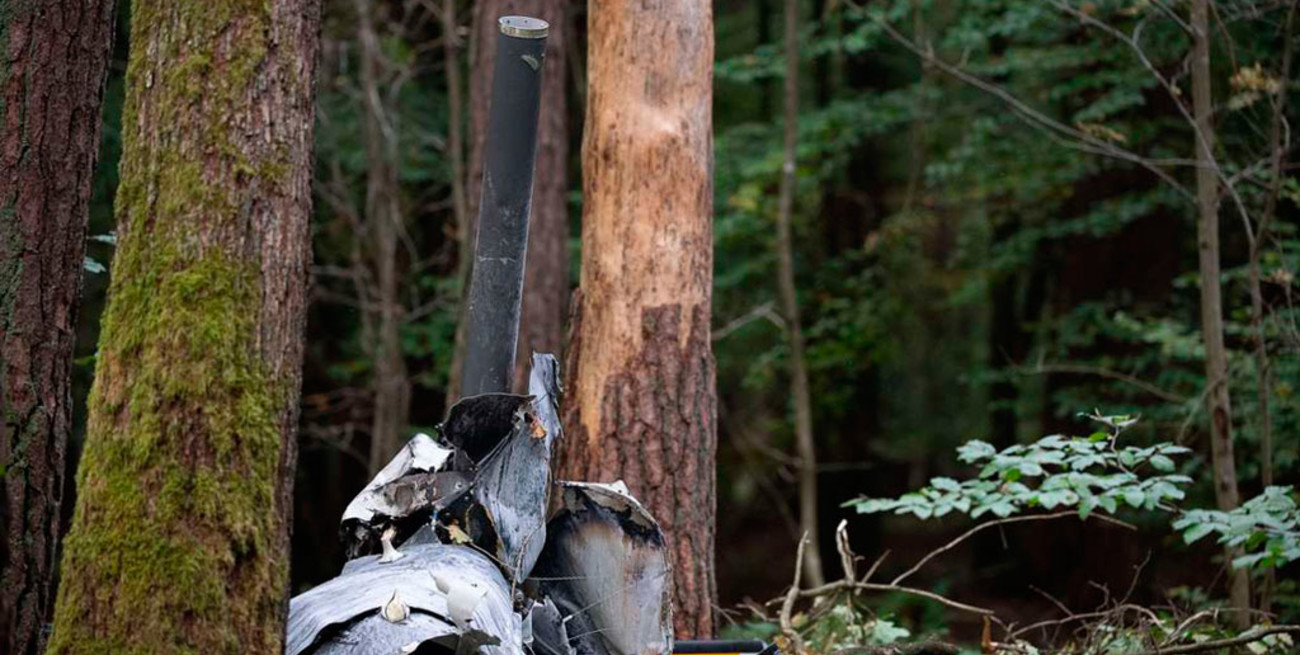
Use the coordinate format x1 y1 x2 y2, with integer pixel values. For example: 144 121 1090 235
499 16 549 38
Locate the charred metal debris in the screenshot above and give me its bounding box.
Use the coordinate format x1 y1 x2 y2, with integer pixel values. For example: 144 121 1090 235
287 353 674 655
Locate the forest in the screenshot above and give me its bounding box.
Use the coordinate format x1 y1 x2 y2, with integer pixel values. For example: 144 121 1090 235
1 0 1298 653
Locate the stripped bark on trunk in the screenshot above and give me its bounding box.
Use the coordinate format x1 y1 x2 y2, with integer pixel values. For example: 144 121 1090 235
556 0 718 635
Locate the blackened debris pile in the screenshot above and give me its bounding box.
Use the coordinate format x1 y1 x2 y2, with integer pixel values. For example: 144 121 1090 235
287 354 672 655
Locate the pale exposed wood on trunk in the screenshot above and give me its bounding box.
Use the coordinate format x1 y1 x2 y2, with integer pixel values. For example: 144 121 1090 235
556 0 718 636
1189 0 1250 621
355 0 412 473
0 1 118 652
776 0 825 588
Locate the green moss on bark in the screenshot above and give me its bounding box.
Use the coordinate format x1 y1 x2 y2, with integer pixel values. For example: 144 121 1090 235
47 0 302 652
50 247 283 654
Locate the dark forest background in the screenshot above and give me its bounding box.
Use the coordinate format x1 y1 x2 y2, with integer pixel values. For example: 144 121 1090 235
70 0 1299 637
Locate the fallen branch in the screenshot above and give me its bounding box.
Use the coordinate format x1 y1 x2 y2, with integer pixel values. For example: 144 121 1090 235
779 534 809 655
1126 625 1300 655
768 577 996 617
831 643 960 655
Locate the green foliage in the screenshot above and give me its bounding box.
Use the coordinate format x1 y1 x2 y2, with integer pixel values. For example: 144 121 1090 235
720 607 913 652
1176 486 1300 570
803 604 911 651
847 410 1300 582
846 414 1192 520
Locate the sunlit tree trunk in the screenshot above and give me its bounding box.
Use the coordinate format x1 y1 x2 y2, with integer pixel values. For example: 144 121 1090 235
556 0 717 636
356 0 411 473
776 0 825 588
48 0 319 650
0 1 117 652
1190 0 1250 621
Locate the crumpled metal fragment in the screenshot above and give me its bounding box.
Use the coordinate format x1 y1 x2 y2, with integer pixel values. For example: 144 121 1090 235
290 354 671 655
341 434 466 558
287 544 519 655
532 482 672 655
469 354 563 582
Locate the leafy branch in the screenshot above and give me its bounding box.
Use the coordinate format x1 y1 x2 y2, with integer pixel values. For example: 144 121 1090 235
846 413 1192 521
1175 485 1300 570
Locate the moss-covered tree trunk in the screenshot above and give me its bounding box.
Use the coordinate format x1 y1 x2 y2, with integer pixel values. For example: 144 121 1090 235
0 1 118 652
556 0 717 636
47 0 319 651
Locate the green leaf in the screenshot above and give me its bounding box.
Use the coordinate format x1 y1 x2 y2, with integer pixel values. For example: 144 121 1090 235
931 477 960 492
1019 462 1045 477
1123 489 1145 508
1181 523 1213 544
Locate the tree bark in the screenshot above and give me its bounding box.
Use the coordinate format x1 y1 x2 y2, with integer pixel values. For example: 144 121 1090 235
355 0 412 474
443 0 469 304
776 0 825 588
0 1 118 652
556 0 717 637
1253 0 1295 492
1250 0 1294 616
447 0 569 404
47 0 319 651
1190 0 1251 621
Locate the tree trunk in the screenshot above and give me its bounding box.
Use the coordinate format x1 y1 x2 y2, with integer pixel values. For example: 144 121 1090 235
447 0 569 403
47 0 319 651
1190 0 1251 621
776 0 825 588
356 0 412 474
1253 0 1294 493
1250 0 1294 616
443 0 469 306
0 1 117 652
556 0 717 637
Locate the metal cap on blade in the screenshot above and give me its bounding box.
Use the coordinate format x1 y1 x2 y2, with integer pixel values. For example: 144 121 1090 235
499 15 549 38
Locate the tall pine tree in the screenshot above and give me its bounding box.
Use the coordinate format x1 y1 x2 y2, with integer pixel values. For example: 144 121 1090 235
557 0 718 635
48 0 319 650
0 1 118 652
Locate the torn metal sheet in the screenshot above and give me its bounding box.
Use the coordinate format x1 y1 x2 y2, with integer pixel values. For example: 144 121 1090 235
524 597 573 655
344 434 455 526
311 614 457 655
532 482 672 655
341 434 466 557
442 392 534 464
340 355 564 567
468 353 563 582
306 355 673 655
287 544 522 655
